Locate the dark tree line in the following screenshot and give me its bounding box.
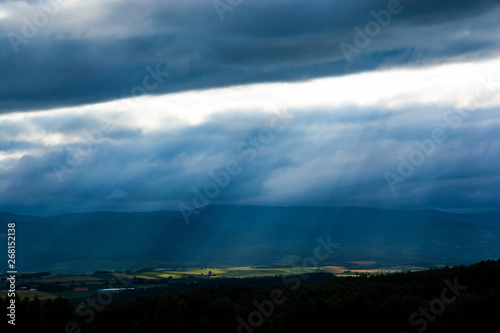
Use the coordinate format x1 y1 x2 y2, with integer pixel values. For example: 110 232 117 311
2 259 500 332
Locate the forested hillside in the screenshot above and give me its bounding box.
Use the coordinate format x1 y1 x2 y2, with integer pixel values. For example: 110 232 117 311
2 207 499 273
3 259 499 332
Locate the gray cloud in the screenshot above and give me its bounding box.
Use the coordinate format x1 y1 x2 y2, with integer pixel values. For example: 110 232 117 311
1 0 499 112
1 104 499 215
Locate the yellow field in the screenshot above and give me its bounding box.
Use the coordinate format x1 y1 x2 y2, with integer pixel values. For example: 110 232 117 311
135 275 157 280
318 266 348 274
106 265 413 281
158 274 183 279
184 268 228 275
155 266 287 279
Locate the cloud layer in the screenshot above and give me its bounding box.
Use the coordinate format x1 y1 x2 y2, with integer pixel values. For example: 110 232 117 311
1 56 499 215
1 0 499 112
1 0 499 215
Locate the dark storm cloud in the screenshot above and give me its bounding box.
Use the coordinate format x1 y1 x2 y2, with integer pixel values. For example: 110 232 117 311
1 104 499 215
1 0 499 112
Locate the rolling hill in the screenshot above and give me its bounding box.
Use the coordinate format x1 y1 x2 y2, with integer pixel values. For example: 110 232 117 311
1 206 499 273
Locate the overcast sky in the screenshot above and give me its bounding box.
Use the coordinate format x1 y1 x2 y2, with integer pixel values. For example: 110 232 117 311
1 0 499 215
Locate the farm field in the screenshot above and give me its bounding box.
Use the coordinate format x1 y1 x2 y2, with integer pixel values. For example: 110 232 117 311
0 264 426 300
152 266 306 279
0 290 58 301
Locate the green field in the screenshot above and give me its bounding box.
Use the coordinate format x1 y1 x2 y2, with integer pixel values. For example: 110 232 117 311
136 266 324 279
0 264 427 300
122 263 423 280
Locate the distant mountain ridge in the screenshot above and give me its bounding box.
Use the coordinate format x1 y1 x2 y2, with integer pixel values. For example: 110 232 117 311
1 206 499 273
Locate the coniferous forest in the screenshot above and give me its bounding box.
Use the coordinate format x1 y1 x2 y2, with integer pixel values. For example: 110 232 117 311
3 259 499 333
